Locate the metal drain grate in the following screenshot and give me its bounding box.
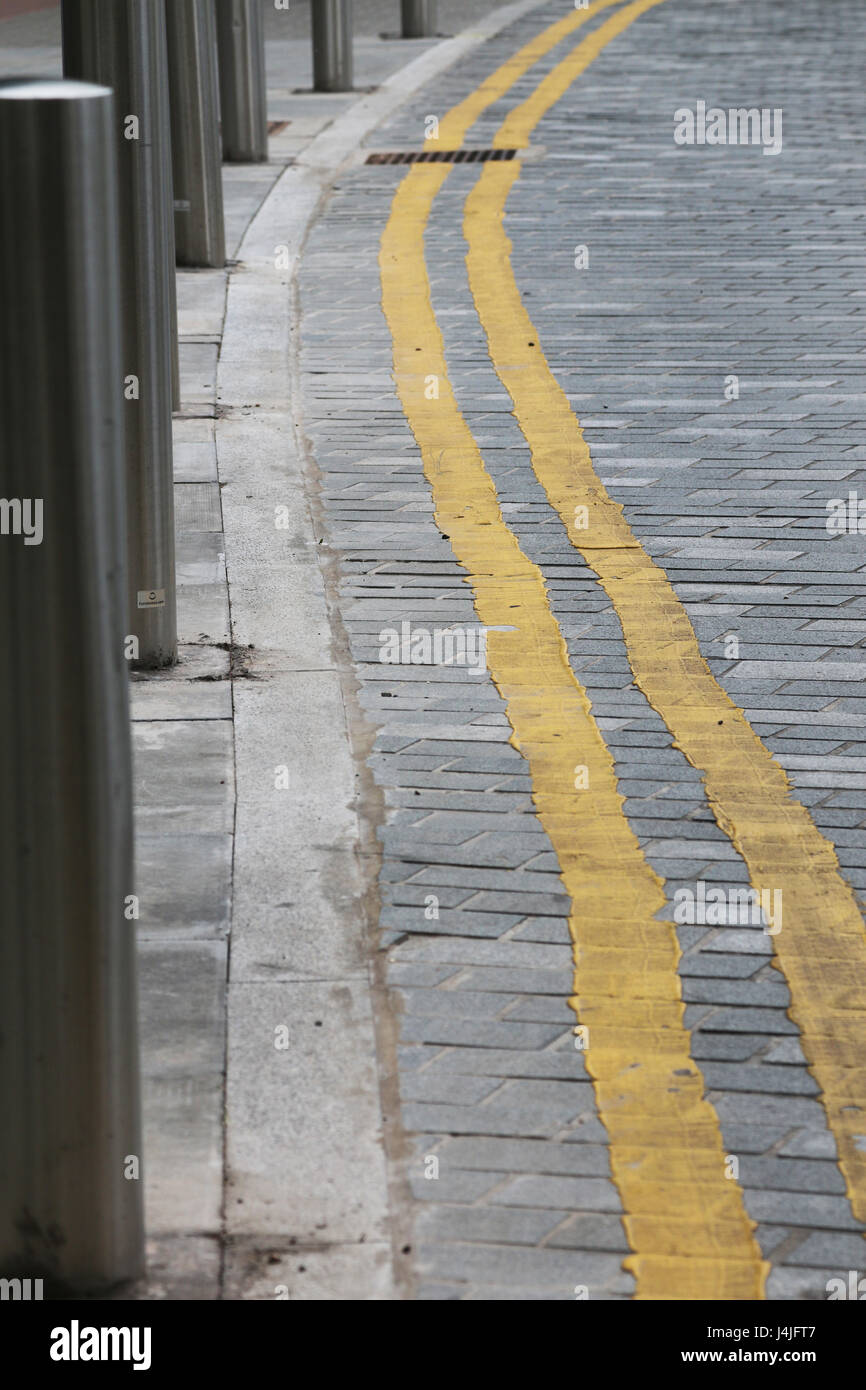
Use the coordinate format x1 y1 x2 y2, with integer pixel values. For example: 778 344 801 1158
365 148 519 165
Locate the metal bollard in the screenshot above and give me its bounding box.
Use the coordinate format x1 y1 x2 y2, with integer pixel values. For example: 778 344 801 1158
215 0 268 163
312 0 353 93
63 0 179 669
401 0 437 39
0 78 143 1293
166 0 226 267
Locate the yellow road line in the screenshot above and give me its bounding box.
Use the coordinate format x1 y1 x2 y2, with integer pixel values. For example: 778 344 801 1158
380 1 767 1299
432 0 624 151
463 0 866 1240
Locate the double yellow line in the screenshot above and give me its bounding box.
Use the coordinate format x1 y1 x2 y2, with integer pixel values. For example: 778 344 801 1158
380 0 866 1298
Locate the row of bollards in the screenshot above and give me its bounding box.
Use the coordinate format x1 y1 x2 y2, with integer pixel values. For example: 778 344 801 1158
0 0 439 1295
0 0 269 1296
314 1 439 92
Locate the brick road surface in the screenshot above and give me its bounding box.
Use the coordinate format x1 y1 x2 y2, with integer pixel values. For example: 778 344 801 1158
298 0 865 1299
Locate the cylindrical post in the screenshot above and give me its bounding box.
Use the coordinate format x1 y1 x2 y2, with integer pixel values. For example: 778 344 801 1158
166 0 225 266
215 0 267 162
0 78 143 1293
62 0 178 669
401 0 437 38
312 0 353 93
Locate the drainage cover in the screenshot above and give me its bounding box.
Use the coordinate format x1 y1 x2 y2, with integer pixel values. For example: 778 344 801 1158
365 148 519 165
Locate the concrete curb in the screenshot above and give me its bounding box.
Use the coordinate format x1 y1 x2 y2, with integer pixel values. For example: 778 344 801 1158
217 0 551 1301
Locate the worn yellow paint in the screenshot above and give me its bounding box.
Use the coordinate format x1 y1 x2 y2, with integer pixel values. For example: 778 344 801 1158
463 0 866 1241
380 1 767 1299
430 0 624 152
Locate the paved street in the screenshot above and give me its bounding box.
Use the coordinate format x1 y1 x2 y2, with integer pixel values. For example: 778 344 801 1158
300 0 866 1299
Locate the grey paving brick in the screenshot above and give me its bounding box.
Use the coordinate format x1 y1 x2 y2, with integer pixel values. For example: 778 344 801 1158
701 1062 821 1096
380 908 525 939
417 1242 632 1293
421 1047 588 1082
391 938 574 970
427 1137 611 1178
736 1157 847 1196
401 1093 593 1140
682 978 792 1008
691 1033 771 1062
781 1232 866 1268
679 955 768 980
399 1071 505 1105
745 1191 861 1232
416 1205 567 1247
505 997 580 1023
408 1170 504 1204
400 1017 567 1050
488 1175 622 1213
544 1214 631 1252
714 1095 829 1129
716 1126 794 1156
778 1130 839 1161
395 987 524 1021
687 1006 799 1036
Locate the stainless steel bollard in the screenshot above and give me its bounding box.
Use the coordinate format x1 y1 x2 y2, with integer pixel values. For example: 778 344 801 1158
401 0 437 38
0 78 143 1293
312 0 353 93
63 0 179 669
215 0 268 162
166 0 226 267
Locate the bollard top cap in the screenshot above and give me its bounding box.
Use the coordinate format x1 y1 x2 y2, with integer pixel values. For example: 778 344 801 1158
0 77 113 101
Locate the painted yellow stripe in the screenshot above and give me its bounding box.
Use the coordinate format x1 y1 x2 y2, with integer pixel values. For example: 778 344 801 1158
380 2 766 1299
432 0 624 151
463 0 866 1240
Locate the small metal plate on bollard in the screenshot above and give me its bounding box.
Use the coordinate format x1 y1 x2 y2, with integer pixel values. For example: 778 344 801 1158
137 588 166 609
